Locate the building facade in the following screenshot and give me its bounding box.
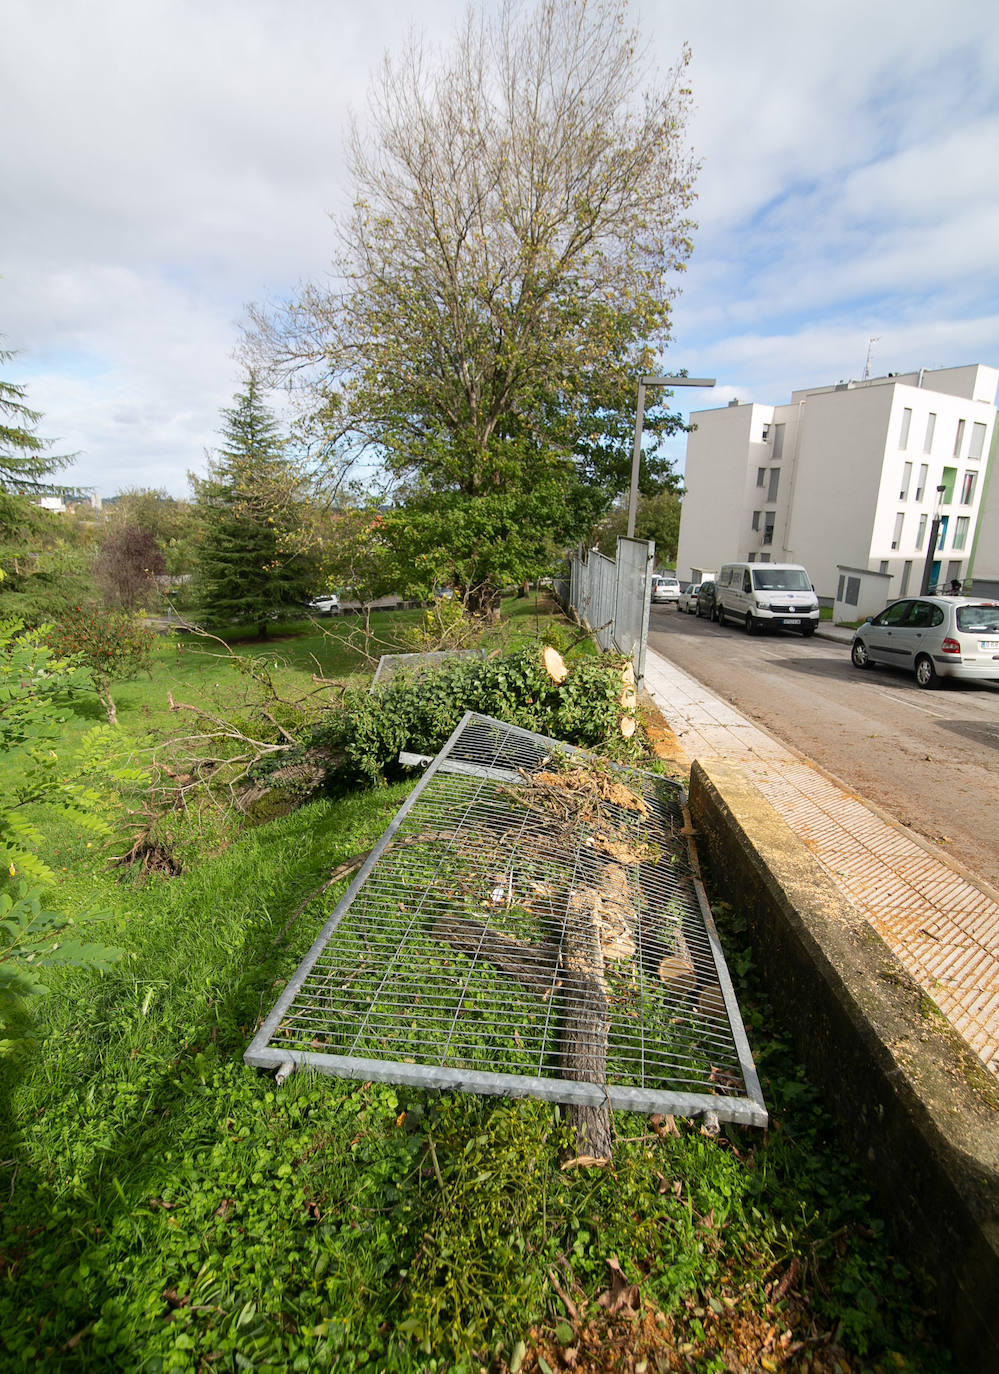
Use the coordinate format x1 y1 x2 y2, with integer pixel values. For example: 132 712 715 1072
676 364 999 602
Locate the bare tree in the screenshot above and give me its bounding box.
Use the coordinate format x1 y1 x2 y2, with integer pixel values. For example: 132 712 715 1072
94 524 167 610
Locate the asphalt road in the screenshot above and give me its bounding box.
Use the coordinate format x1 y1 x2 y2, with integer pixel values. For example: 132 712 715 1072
647 603 999 890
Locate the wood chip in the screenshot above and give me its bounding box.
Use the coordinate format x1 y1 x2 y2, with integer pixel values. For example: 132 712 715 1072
658 956 697 994
542 645 569 683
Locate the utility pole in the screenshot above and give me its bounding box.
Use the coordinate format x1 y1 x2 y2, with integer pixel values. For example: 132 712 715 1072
628 375 716 539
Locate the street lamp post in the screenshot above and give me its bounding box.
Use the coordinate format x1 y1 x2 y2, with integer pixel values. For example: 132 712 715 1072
919 484 948 595
628 375 716 539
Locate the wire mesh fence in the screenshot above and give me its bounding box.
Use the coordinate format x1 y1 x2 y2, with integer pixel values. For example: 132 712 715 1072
567 537 655 682
246 712 767 1128
371 649 487 687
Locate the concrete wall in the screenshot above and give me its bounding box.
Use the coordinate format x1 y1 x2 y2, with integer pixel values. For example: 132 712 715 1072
680 367 999 603
676 403 773 583
689 758 999 1374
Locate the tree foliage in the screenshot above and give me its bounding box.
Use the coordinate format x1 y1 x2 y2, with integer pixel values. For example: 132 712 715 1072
594 490 682 564
104 487 198 579
249 0 697 594
0 344 91 621
44 605 156 725
0 620 128 1052
95 524 167 610
191 373 316 637
0 345 70 522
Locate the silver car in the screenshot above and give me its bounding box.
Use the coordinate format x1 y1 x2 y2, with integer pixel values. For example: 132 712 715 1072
677 582 702 613
850 596 999 688
651 575 681 604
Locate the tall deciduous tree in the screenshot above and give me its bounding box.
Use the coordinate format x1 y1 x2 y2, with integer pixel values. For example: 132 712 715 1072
249 0 697 605
192 374 315 638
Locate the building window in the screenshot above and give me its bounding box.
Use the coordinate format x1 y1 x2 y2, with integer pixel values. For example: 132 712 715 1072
751 510 761 531
761 424 770 442
969 421 987 460
891 513 904 550
762 513 775 545
941 466 956 503
946 561 963 586
747 552 756 562
915 463 928 501
845 576 860 606
879 560 889 574
898 408 912 448
758 552 771 563
836 575 845 600
960 471 977 504
900 560 912 596
900 461 912 500
756 466 766 487
916 514 927 550
767 468 780 502
937 514 949 549
772 423 785 458
953 418 965 457
924 413 936 453
953 516 970 550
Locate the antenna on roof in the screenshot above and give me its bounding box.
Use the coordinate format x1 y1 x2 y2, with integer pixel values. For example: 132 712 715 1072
863 336 880 380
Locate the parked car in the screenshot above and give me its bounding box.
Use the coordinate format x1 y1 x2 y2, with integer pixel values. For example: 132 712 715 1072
695 580 719 620
715 562 820 636
307 593 341 616
850 596 999 688
677 582 701 614
651 575 681 605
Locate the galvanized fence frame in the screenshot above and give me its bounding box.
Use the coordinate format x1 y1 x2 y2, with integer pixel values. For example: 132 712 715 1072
244 711 768 1129
565 537 655 683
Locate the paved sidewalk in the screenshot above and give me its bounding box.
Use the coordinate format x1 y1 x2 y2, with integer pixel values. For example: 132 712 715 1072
643 647 999 1076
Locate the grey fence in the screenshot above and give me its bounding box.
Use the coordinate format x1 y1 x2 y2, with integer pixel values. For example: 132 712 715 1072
565 537 656 682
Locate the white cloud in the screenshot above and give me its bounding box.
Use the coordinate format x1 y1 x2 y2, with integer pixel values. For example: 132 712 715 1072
2 0 999 497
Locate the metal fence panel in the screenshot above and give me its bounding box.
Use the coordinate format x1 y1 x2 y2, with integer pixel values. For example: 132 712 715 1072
245 712 767 1129
613 537 656 681
564 538 655 681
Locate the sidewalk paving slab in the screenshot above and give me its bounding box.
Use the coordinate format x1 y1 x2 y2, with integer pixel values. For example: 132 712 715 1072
644 647 999 1076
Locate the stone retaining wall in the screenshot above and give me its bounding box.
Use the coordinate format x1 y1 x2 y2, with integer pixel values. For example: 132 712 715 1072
689 757 999 1373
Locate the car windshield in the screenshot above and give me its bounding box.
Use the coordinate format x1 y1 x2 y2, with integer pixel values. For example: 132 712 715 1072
956 604 999 633
752 569 810 592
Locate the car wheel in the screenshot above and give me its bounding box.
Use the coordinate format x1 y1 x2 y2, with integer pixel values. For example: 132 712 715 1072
850 639 870 669
717 604 726 627
915 654 940 689
711 603 721 623
745 612 755 634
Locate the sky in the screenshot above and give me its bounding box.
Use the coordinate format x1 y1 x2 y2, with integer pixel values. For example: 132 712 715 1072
3 0 999 500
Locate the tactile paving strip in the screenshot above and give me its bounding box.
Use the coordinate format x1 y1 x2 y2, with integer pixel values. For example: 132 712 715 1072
644 652 999 1075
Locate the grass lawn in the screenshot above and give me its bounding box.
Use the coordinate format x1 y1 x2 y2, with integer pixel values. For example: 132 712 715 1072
0 602 952 1372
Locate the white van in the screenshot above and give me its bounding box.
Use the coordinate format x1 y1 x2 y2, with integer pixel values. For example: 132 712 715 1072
715 562 820 636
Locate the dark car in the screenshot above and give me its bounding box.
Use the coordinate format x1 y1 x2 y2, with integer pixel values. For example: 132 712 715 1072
696 580 719 620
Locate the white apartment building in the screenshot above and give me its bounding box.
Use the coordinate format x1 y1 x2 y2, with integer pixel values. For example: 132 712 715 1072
676 364 999 602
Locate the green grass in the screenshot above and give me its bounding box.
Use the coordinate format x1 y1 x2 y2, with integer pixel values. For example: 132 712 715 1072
0 606 954 1372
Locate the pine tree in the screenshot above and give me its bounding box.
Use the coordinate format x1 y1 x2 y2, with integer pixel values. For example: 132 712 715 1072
0 345 70 536
192 373 315 638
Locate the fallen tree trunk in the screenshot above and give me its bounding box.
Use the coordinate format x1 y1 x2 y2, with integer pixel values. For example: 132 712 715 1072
559 897 613 1161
